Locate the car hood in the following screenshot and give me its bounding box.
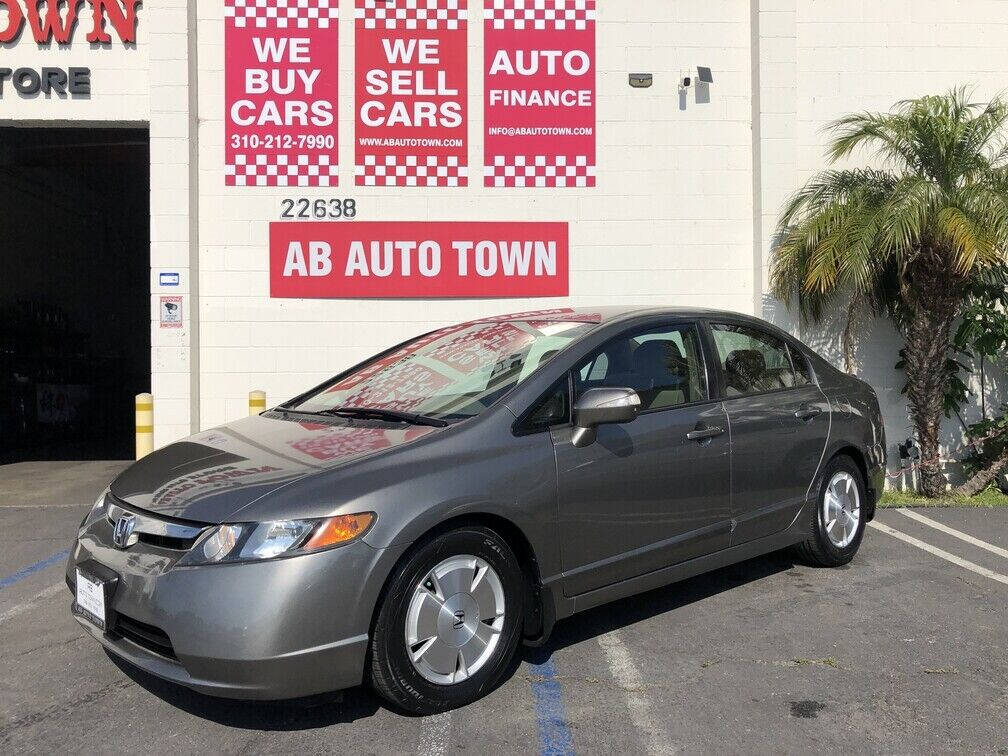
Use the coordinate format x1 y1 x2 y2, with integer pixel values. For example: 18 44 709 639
110 413 440 523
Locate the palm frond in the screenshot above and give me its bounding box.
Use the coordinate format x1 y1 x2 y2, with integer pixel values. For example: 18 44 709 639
771 88 1008 323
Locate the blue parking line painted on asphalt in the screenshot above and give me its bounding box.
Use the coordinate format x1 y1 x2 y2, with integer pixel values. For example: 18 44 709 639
0 550 70 591
529 658 575 756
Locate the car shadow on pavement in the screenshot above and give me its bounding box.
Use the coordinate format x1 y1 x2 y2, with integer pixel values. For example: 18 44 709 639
522 550 797 665
107 651 384 730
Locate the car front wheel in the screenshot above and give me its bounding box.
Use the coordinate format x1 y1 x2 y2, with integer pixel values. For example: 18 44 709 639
369 526 524 714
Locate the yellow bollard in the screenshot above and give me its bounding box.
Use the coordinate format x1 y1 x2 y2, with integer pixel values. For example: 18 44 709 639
135 393 153 460
249 390 266 416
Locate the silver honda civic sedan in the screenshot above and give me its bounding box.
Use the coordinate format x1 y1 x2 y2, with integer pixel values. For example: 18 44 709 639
68 307 885 713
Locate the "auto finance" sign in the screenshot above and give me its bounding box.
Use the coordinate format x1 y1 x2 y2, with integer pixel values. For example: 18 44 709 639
270 221 568 298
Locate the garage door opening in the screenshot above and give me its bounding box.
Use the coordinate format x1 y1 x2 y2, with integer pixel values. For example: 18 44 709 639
0 126 150 463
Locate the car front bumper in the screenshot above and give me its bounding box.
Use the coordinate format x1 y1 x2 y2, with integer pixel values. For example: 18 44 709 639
67 512 387 700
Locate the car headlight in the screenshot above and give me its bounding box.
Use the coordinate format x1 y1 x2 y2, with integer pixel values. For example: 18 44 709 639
181 513 375 565
79 486 111 533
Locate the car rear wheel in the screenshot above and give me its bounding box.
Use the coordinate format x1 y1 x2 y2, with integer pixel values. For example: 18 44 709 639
369 526 524 714
793 455 866 567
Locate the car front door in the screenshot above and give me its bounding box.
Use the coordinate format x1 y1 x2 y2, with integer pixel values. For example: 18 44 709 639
551 321 732 597
706 321 830 545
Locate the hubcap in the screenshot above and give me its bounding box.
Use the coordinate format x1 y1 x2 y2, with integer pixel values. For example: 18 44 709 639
405 555 505 685
823 471 861 548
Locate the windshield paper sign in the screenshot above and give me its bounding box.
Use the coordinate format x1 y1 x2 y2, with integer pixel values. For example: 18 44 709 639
484 0 596 187
355 0 469 187
270 221 568 297
225 0 339 187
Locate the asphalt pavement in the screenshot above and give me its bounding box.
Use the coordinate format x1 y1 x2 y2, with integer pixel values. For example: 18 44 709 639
1 461 1006 754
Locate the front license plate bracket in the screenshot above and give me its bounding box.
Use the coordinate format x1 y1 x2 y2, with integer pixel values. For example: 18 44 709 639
72 559 119 632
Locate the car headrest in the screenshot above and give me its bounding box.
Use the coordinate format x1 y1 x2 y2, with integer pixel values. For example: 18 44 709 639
606 338 635 375
633 340 687 385
725 349 766 386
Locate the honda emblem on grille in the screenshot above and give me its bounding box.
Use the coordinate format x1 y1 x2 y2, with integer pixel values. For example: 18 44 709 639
113 513 136 549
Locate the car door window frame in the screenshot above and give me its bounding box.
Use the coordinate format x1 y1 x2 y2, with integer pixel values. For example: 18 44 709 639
572 320 714 417
704 319 811 400
513 372 573 435
785 342 816 386
513 319 718 435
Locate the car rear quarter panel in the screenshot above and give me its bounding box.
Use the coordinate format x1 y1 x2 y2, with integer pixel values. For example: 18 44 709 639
814 364 886 503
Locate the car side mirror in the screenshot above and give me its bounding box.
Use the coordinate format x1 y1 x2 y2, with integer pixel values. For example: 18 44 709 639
571 387 641 447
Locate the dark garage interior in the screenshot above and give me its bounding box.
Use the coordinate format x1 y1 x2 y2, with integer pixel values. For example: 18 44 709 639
0 126 150 463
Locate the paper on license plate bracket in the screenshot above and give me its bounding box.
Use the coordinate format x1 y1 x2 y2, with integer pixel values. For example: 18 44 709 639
75 568 107 630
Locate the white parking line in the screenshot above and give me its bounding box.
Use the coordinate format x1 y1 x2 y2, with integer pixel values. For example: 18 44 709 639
417 711 449 756
868 521 1008 586
597 631 674 755
896 508 1008 560
0 582 64 626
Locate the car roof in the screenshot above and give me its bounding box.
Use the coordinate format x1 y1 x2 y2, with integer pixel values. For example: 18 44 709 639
470 306 773 328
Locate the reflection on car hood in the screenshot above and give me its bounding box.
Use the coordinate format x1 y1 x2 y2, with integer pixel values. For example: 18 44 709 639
110 413 438 523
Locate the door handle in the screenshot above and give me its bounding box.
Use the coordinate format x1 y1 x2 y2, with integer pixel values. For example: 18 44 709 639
686 425 724 441
795 406 822 421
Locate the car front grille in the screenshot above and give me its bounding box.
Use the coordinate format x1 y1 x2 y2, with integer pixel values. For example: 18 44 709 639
105 496 207 551
112 613 178 660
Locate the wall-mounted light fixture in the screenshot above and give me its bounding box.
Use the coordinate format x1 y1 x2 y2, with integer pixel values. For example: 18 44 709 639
679 66 714 109
628 73 653 88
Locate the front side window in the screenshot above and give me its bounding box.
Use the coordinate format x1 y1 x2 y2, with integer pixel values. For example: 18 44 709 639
710 323 800 396
573 323 707 411
287 319 596 421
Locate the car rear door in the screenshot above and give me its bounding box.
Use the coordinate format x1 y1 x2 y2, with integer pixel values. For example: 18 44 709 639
705 321 830 545
551 320 732 597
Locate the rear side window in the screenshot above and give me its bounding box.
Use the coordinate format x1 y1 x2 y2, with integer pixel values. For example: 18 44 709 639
710 323 801 396
786 344 813 386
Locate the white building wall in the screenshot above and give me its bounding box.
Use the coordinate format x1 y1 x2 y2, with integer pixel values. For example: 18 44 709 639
193 0 757 430
138 0 1006 486
150 0 199 449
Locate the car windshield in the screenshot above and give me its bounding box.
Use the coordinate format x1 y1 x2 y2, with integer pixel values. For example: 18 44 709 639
287 318 597 421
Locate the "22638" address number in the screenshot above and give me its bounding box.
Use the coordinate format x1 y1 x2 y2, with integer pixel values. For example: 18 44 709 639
280 198 357 220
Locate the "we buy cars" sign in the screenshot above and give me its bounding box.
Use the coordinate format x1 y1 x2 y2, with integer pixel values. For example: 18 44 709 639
225 0 339 187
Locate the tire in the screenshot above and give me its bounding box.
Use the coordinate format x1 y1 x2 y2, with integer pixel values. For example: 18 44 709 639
369 526 524 714
792 455 867 567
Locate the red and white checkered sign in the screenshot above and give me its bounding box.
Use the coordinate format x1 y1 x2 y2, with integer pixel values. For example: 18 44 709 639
483 0 596 189
355 0 468 187
355 154 466 187
225 0 339 187
225 0 339 30
484 154 595 188
485 0 595 31
226 153 340 187
355 0 466 30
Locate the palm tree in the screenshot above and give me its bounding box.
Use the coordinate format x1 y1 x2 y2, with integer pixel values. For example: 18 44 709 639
770 89 1008 497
